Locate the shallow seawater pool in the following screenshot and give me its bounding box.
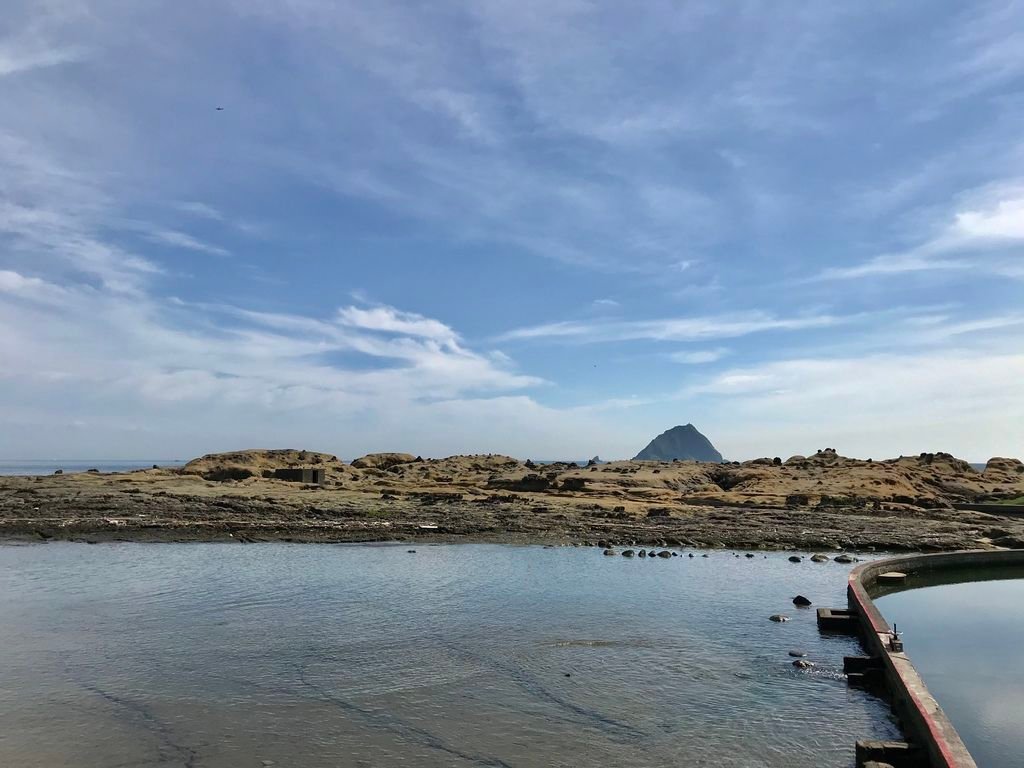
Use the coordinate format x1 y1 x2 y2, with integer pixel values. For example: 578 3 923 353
876 572 1024 768
0 543 899 767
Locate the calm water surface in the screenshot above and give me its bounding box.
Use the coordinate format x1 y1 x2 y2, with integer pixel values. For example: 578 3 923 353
877 574 1024 768
0 460 184 476
0 544 898 767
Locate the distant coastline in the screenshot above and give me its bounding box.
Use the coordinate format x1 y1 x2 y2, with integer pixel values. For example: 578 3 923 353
0 448 1021 551
0 460 185 476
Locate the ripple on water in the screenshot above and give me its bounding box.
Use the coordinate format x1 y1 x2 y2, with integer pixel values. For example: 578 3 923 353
0 543 900 767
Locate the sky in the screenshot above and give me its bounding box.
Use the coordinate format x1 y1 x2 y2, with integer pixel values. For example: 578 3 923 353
1 1 1023 462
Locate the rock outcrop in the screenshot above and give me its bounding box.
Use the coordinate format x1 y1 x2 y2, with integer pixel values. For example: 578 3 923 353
180 449 345 481
350 453 418 470
633 424 724 463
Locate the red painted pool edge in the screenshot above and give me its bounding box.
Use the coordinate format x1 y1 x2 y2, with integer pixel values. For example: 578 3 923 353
847 549 1024 768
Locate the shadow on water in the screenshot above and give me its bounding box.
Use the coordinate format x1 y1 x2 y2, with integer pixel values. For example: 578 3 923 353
292 651 516 768
75 679 201 768
870 563 1024 600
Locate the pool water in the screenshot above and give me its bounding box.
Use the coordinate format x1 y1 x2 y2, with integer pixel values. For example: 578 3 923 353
877 574 1024 768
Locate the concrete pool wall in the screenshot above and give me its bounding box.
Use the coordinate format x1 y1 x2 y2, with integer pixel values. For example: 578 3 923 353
846 549 1024 768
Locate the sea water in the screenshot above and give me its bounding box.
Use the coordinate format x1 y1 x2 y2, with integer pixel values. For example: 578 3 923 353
0 460 184 476
0 543 899 767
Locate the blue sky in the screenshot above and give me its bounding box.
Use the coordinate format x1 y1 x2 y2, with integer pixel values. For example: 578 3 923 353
1 1 1023 461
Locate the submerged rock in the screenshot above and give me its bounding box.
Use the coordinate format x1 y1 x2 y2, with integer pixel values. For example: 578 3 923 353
792 659 814 669
792 595 812 607
788 555 803 563
621 549 636 557
657 550 672 558
603 549 617 556
834 554 857 564
788 650 807 658
810 554 830 563
769 614 790 623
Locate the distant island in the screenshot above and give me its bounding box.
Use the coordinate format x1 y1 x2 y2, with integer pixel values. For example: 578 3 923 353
634 424 724 462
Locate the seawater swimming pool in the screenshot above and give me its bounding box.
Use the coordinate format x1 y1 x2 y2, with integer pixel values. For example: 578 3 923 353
0 542 899 767
876 567 1024 768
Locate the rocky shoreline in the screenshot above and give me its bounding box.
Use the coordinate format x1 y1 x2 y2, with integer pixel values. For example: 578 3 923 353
2 448 1023 551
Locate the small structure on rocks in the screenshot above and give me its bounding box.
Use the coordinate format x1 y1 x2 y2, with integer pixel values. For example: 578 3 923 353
272 467 325 485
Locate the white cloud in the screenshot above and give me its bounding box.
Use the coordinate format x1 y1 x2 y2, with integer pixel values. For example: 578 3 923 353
0 45 85 77
685 348 1024 460
815 255 969 281
0 15 88 79
953 194 1024 240
0 270 542 411
669 348 728 364
0 269 67 301
500 311 840 343
815 187 1024 281
0 110 547 457
174 201 224 221
146 229 229 257
337 305 459 344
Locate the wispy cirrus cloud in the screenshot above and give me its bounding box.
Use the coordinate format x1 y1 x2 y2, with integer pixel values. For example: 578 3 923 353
0 108 542 448
336 305 459 343
669 348 729 365
499 311 841 343
0 13 89 79
145 229 230 257
3 0 1024 461
173 201 224 221
814 186 1024 281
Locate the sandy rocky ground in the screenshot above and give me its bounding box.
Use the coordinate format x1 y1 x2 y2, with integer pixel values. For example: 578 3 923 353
1 448 1023 552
